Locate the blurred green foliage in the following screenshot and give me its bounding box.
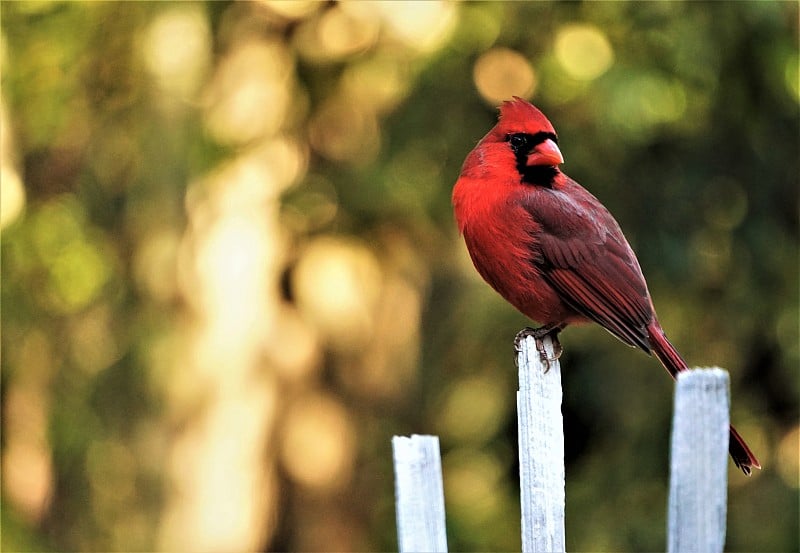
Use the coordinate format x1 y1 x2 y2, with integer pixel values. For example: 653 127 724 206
2 1 798 552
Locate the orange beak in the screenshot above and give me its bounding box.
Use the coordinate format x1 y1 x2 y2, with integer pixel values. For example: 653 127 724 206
526 138 564 167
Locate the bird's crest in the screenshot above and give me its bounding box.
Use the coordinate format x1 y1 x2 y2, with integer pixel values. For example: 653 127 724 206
497 97 556 136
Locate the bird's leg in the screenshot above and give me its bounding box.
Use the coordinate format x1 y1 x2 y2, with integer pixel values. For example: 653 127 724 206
514 324 565 372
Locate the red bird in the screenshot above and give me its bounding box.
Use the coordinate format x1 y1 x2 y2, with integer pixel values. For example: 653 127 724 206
452 97 760 475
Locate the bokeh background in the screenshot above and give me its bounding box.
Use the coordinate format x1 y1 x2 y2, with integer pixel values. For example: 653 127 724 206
2 1 798 551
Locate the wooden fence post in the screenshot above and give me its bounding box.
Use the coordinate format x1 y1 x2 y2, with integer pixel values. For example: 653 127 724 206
668 368 730 553
517 335 566 553
392 434 448 553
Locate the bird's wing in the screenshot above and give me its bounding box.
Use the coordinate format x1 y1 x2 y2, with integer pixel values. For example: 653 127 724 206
522 182 654 352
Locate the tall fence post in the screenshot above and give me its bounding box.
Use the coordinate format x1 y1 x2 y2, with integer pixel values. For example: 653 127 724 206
668 368 730 553
517 335 566 553
392 434 448 553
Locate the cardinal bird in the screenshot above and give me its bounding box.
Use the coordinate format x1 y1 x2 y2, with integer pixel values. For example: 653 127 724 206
452 97 760 475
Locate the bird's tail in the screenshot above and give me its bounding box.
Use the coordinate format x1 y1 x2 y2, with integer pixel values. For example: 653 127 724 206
647 322 761 476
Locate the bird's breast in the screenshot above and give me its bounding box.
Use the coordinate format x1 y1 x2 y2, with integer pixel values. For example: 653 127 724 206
456 186 576 325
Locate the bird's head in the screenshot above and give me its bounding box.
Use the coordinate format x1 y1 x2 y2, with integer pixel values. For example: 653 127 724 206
457 97 565 189
492 97 564 175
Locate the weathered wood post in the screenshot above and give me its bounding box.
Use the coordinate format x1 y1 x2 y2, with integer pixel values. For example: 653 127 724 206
517 335 566 553
392 434 448 553
668 368 730 553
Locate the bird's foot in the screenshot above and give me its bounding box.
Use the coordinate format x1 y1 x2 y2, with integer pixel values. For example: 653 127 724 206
514 325 564 372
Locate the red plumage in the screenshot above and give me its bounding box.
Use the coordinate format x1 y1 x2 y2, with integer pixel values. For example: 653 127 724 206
452 97 760 475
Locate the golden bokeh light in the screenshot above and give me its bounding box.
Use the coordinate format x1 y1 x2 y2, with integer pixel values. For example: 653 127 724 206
293 3 378 62
473 47 536 104
308 97 381 164
258 0 320 20
0 160 25 229
263 304 321 382
203 39 293 145
373 0 458 53
159 391 279 552
340 54 411 114
68 305 122 376
3 330 54 525
293 236 382 352
2 385 53 523
194 216 273 346
133 229 181 303
142 5 211 101
554 24 614 81
3 440 53 521
1 98 25 229
776 425 799 488
257 136 307 190
280 391 356 490
181 159 286 374
339 274 422 401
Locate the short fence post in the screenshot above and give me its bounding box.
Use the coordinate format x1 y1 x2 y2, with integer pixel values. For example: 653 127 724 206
668 368 730 553
392 434 448 553
517 335 566 553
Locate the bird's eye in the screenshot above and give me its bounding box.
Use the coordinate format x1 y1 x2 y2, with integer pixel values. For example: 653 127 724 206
508 133 530 153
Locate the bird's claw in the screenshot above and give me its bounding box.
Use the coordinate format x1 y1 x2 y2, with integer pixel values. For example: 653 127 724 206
514 325 564 372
